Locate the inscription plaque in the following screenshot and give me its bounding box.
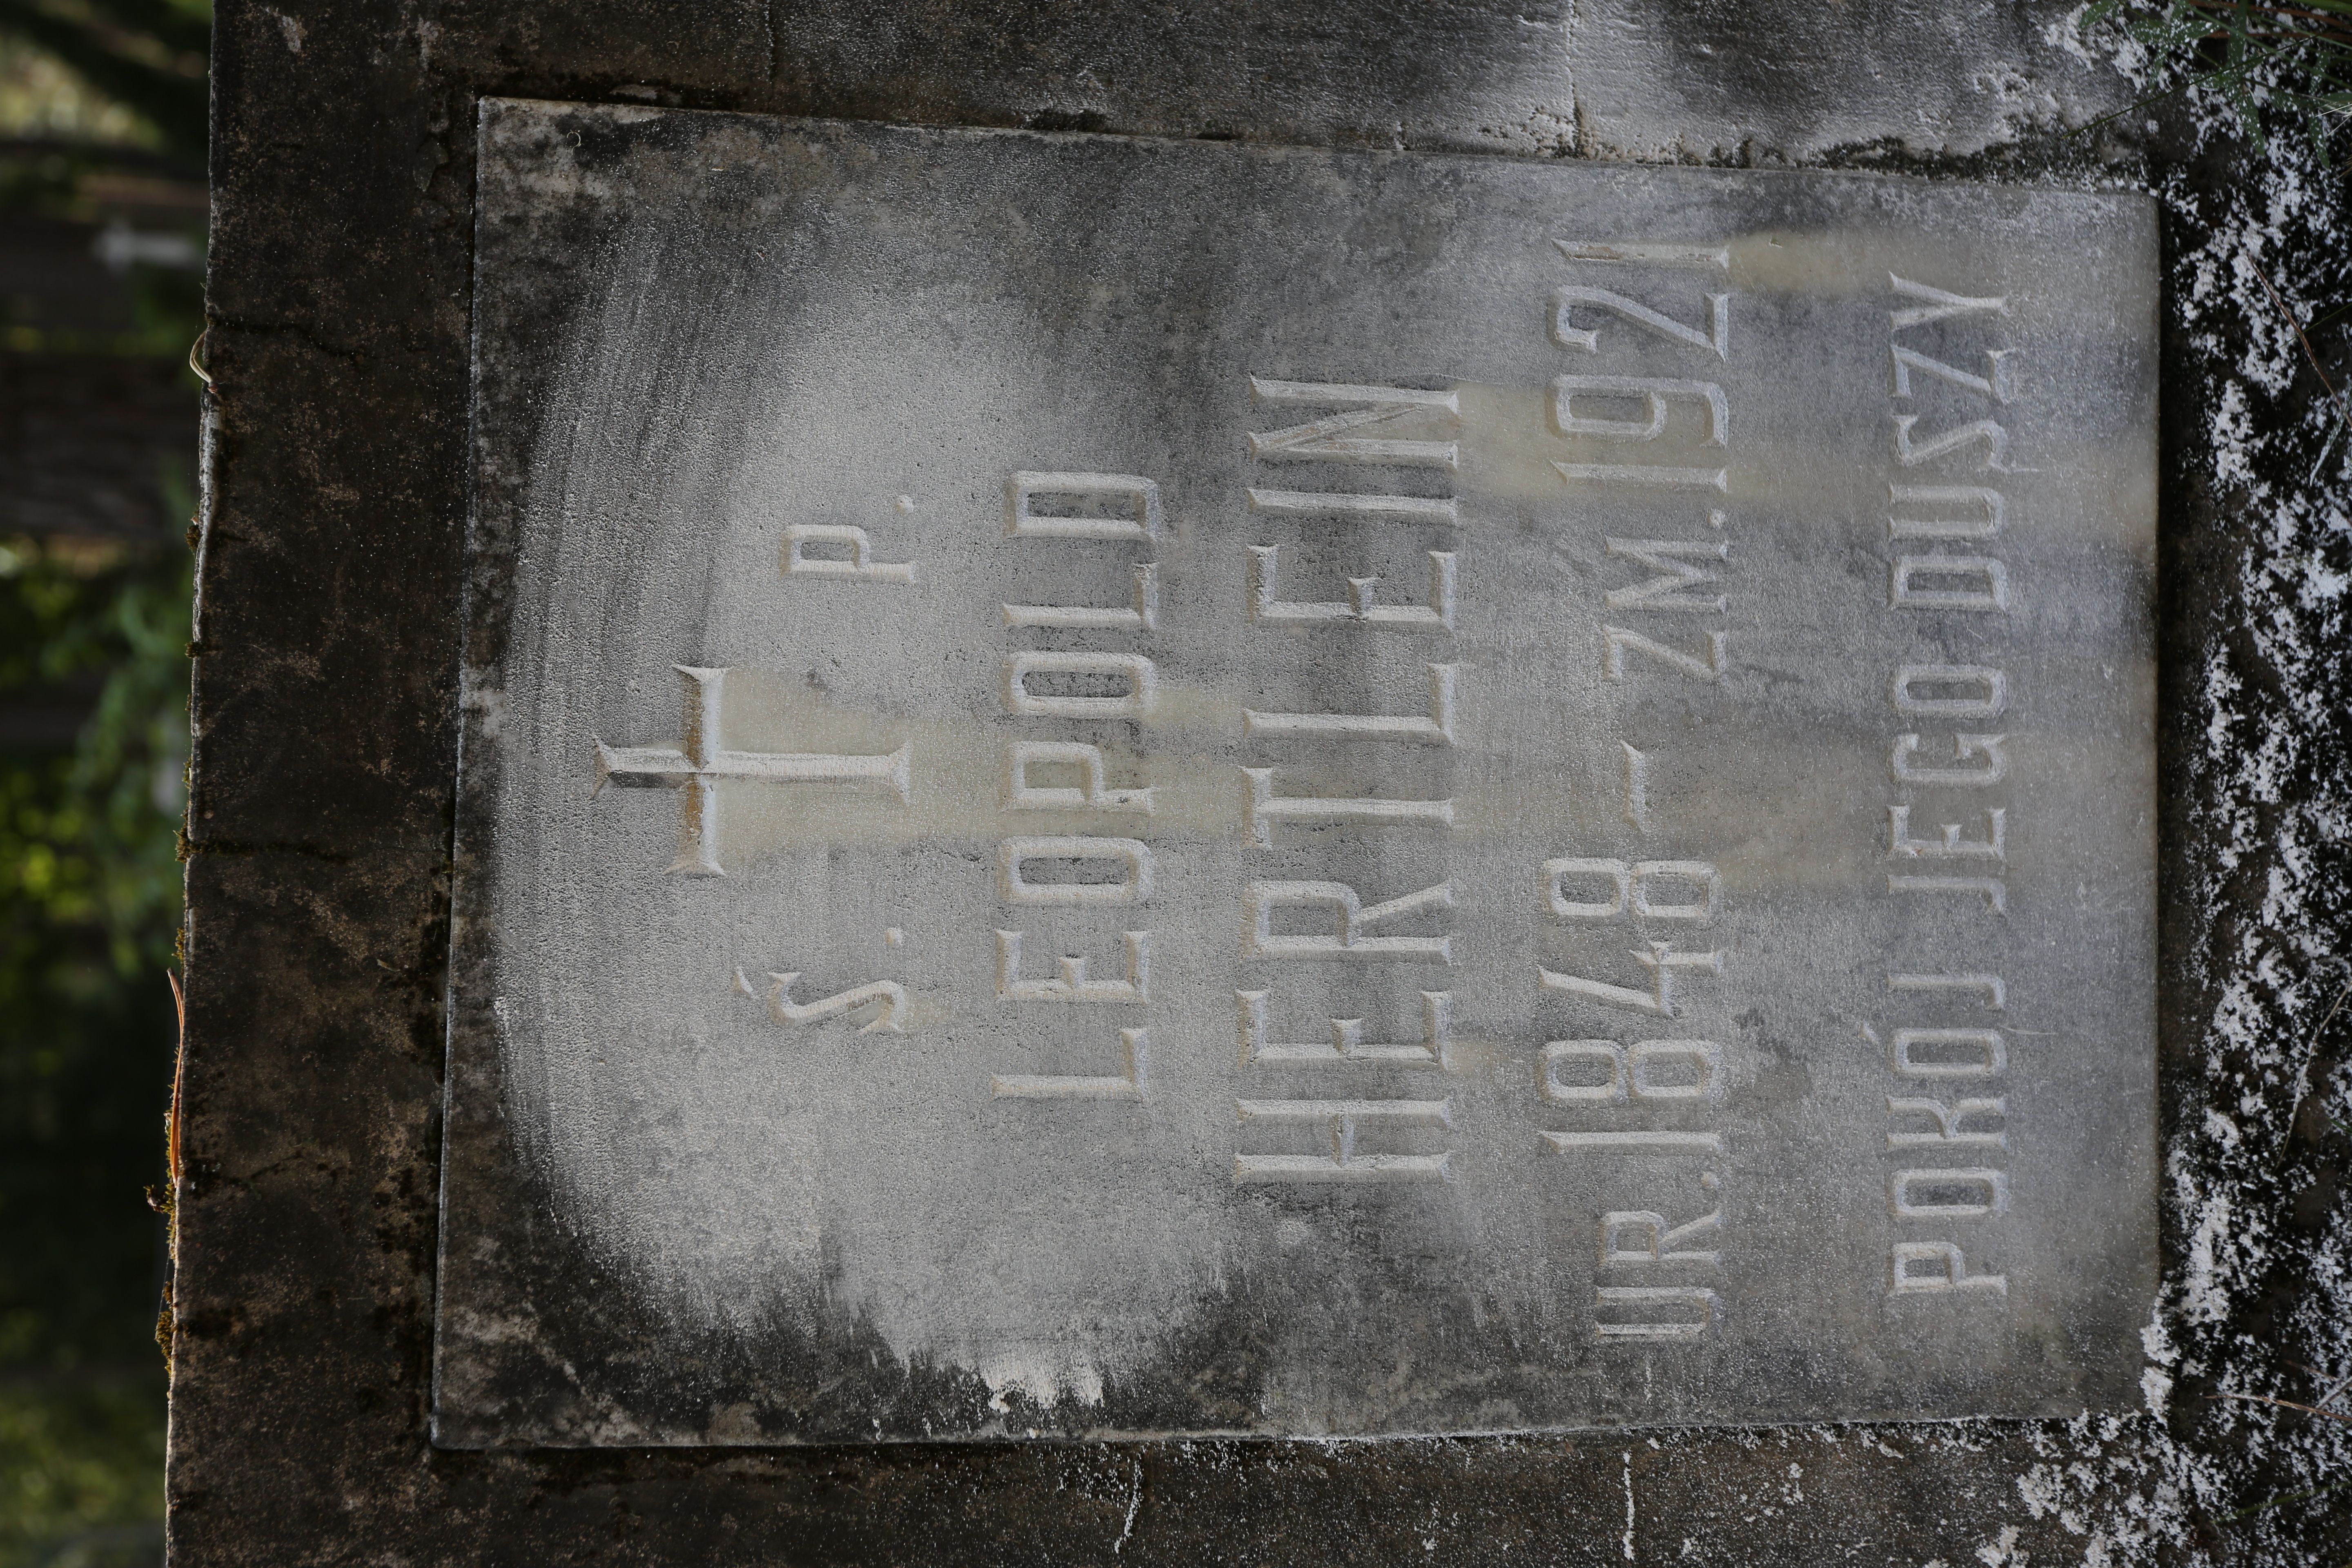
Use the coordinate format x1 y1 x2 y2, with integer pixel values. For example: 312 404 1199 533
434 98 2158 1444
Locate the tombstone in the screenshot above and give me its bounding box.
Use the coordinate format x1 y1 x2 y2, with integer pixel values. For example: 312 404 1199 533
174 2 2348 1561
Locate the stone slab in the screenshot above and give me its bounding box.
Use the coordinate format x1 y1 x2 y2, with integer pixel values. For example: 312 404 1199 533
432 99 2158 1445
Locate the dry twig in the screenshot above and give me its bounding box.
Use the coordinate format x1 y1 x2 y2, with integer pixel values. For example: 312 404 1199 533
2212 1390 2352 1423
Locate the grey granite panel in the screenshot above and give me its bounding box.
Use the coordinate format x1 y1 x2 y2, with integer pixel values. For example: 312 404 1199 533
1572 0 2139 161
433 101 2157 1444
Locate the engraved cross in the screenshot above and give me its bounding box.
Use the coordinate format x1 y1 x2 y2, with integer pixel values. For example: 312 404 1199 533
594 664 909 875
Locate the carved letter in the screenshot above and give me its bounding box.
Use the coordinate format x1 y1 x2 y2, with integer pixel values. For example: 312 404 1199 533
1555 462 1728 491
1245 664 1455 745
1887 1097 2008 1149
1007 472 1159 539
1242 768 1454 847
1889 274 2006 331
1605 627 1726 682
991 1028 1148 1101
1244 880 1452 961
1003 742 1152 815
1540 942 1723 1016
762 971 907 1033
1545 860 1721 924
1233 1097 1454 1183
1246 488 1459 524
782 523 916 583
1004 564 1158 629
1546 858 1633 920
1005 653 1157 718
999 837 1155 906
996 930 1149 1004
1238 990 1450 1069
1889 806 2007 862
1890 484 2006 541
1630 862 1723 922
1892 554 2009 611
1892 733 2010 786
1890 1241 2007 1295
1604 538 1729 613
1893 414 2009 470
1628 1039 1722 1100
1600 1208 1722 1265
1891 664 2006 717
1541 1039 1720 1102
1247 379 1459 468
1890 1027 2006 1078
1890 1168 2009 1219
1541 1040 1627 1102
1247 544 1455 631
1551 285 1728 357
1555 376 1728 445
1891 344 2014 401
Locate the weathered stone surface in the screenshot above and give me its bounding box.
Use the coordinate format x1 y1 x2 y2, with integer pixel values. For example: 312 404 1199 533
176 0 2352 1559
433 101 2157 1445
1572 0 2137 160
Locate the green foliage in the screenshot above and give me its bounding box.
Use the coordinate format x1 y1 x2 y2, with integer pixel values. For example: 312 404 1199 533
0 539 188 1568
0 0 205 1454
2087 0 2352 156
0 543 186 1568
0 541 191 975
0 1375 165 1568
0 541 189 1348
0 0 207 162
0 5 206 1556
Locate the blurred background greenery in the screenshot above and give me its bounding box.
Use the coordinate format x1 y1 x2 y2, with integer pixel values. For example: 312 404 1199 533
0 1 208 1564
